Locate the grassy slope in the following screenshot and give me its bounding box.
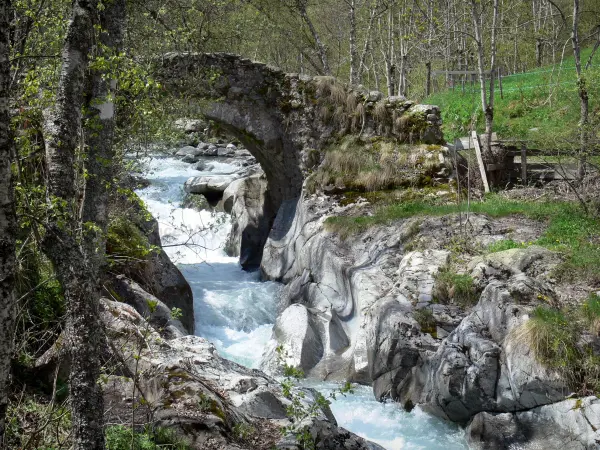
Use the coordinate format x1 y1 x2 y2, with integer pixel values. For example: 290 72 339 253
423 49 600 143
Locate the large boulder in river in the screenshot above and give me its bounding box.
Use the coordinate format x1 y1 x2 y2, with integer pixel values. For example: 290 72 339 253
184 175 237 195
176 145 203 157
221 173 274 268
261 303 324 374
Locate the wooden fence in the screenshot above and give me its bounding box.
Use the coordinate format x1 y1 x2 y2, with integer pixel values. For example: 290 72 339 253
452 132 582 192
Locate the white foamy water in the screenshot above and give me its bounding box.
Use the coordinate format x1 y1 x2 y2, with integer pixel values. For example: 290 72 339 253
312 383 467 450
136 155 467 450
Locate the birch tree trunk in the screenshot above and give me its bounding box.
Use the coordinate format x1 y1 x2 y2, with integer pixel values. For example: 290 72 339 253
357 4 377 84
296 1 331 75
0 0 17 443
471 0 499 154
42 1 105 448
82 0 126 273
348 0 358 84
571 0 588 180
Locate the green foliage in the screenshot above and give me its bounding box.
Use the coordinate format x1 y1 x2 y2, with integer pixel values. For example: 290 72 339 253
4 398 72 449
275 345 353 449
487 239 530 253
434 269 477 307
327 194 600 283
232 422 256 442
106 216 158 266
413 308 436 335
581 293 600 333
512 303 600 394
307 137 446 194
105 425 191 450
170 307 183 321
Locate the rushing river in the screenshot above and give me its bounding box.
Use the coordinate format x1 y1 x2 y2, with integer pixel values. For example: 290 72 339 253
137 155 468 450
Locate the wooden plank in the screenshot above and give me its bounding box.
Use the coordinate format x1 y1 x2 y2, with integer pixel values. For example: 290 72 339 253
472 131 490 193
521 144 527 185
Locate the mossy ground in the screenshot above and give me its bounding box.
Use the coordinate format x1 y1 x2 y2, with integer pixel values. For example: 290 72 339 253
307 135 450 194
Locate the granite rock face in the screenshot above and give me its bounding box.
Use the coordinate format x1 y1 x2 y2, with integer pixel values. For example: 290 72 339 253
221 173 274 268
101 298 382 450
257 189 570 431
466 397 600 450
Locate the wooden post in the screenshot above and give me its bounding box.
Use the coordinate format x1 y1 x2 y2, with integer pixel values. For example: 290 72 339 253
472 131 490 193
521 143 527 185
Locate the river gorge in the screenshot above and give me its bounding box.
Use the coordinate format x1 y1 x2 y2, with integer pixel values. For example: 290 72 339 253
135 155 467 449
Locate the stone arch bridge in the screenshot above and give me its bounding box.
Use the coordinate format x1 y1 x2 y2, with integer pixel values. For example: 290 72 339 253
155 52 444 215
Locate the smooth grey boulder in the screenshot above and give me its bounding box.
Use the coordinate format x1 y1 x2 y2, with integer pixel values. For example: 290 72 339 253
200 144 218 156
181 154 199 163
276 421 386 450
218 146 236 157
261 303 324 374
398 278 568 424
221 173 273 268
184 175 239 195
100 300 376 450
466 397 600 450
106 275 187 340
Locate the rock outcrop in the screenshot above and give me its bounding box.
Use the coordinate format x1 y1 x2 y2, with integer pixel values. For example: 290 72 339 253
221 173 275 268
256 184 576 431
100 294 383 450
110 190 195 334
466 397 600 449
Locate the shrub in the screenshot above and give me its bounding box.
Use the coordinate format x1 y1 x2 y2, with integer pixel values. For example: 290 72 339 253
581 293 600 333
106 216 157 267
105 425 191 450
512 304 600 394
413 308 436 335
434 269 478 307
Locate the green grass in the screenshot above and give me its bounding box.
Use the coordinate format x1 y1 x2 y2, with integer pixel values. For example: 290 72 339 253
326 194 600 283
424 48 600 143
434 269 478 307
512 300 600 394
486 239 531 253
105 425 191 450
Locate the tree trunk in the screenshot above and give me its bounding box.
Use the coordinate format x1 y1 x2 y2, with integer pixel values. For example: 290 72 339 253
425 61 432 96
82 0 126 273
357 4 376 84
297 1 331 75
42 1 105 449
471 0 499 156
348 0 358 85
571 0 588 180
0 0 17 443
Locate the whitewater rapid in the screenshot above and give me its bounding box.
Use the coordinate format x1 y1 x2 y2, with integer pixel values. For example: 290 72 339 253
136 155 467 450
